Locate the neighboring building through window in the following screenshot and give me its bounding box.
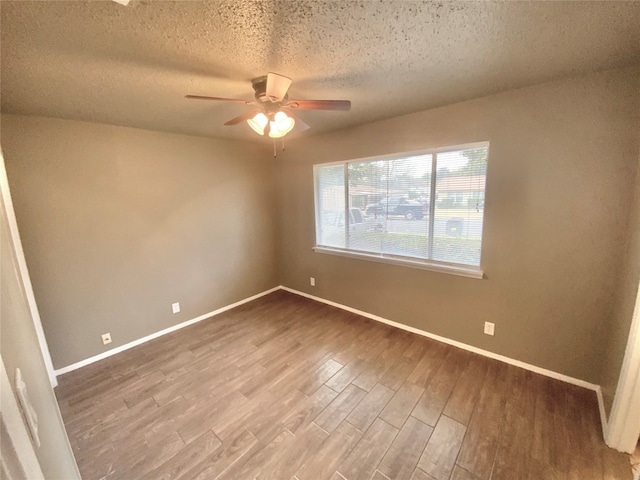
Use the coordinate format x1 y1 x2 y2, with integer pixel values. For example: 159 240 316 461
313 142 488 277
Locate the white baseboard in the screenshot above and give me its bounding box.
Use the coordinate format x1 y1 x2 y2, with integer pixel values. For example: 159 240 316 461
595 386 608 440
280 286 609 436
54 286 281 377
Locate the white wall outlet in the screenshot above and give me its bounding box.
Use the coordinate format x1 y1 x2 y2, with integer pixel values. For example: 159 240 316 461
172 302 180 314
101 333 112 345
310 277 315 287
484 322 495 336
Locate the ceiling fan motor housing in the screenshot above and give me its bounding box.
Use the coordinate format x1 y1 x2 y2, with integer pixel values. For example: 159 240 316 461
252 76 287 107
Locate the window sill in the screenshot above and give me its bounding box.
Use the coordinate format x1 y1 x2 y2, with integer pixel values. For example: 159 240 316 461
313 246 484 279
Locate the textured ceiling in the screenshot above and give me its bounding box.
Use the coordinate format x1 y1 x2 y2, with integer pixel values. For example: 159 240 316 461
1 1 639 142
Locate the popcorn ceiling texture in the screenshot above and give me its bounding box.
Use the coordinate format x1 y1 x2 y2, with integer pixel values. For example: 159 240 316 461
1 0 639 141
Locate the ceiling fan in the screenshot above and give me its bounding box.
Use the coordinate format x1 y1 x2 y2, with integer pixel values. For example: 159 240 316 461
186 73 351 139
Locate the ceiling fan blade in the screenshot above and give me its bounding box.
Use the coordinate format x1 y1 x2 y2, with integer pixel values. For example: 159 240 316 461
287 111 310 132
186 95 251 104
266 73 292 102
224 109 260 126
286 99 351 111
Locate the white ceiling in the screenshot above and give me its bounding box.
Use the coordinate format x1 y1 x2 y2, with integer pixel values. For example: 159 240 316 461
2 1 639 142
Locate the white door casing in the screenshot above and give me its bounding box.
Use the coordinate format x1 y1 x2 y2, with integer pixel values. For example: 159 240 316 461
0 150 57 388
607 280 640 453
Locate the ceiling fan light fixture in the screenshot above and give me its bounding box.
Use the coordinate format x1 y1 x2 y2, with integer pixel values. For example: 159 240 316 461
268 111 295 138
247 111 295 138
247 112 269 135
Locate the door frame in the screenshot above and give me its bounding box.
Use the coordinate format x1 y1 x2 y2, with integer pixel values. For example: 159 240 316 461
0 150 57 387
606 279 640 453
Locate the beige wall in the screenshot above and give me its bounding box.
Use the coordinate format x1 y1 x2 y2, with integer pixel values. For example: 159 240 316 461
2 67 639 394
277 67 640 384
1 115 278 369
600 149 640 415
1 176 80 479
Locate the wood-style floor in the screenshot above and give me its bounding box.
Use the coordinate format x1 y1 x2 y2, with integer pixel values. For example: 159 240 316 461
56 290 631 480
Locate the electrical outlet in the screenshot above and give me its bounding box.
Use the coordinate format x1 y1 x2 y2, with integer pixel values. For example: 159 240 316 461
484 322 495 336
310 277 316 287
101 333 112 345
172 302 180 314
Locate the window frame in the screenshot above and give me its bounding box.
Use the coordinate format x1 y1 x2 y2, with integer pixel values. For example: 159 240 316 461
312 141 489 279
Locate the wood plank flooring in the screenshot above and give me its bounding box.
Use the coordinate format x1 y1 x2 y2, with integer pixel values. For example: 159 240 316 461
56 290 632 480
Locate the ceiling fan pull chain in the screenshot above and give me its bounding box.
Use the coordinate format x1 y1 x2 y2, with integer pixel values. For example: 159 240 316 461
273 138 277 158
282 138 285 151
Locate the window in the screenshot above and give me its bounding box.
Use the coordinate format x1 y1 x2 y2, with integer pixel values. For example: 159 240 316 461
313 142 488 278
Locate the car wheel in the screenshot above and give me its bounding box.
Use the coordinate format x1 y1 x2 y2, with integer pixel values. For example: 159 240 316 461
404 211 415 220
